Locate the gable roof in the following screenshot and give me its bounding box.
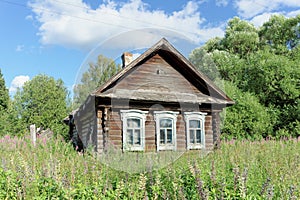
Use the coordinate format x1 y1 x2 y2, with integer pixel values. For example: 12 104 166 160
92 38 234 105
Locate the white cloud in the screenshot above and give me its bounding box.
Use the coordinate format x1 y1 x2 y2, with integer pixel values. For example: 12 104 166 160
250 12 278 27
132 53 141 60
15 45 25 52
197 26 225 42
28 0 224 50
216 0 229 7
9 75 30 94
250 9 300 27
25 15 33 20
235 0 300 18
286 9 300 17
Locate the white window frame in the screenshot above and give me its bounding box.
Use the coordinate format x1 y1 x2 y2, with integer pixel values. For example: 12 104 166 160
121 110 148 151
154 111 179 151
184 112 207 150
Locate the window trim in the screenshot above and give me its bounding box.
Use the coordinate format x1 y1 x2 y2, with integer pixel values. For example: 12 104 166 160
184 112 207 150
154 111 179 151
121 110 148 151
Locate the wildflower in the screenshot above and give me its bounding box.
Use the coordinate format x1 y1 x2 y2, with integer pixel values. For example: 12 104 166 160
260 177 271 196
228 139 235 145
138 173 147 191
42 137 47 145
267 185 274 199
210 160 216 186
289 185 296 200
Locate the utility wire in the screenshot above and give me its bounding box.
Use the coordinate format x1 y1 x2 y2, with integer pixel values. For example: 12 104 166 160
49 0 172 29
0 0 134 30
0 0 200 37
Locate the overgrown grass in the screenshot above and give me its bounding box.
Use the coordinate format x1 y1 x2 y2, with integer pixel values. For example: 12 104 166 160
0 134 299 199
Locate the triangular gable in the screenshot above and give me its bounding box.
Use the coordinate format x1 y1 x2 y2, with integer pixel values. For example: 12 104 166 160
92 38 234 105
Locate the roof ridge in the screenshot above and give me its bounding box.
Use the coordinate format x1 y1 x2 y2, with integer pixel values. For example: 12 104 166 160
90 38 233 104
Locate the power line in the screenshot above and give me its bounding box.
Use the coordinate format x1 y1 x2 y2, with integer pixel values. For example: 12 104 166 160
0 0 133 30
0 0 200 37
49 0 172 30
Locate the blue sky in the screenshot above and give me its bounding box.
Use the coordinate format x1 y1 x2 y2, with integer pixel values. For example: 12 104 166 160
0 0 299 97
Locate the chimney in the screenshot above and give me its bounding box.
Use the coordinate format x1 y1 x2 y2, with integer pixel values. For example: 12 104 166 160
121 52 133 68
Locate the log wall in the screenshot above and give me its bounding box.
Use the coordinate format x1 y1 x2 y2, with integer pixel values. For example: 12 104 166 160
75 109 98 151
100 108 215 152
204 114 214 150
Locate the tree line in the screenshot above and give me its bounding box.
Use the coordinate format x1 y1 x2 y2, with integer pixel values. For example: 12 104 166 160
0 74 70 138
0 14 299 139
0 55 119 139
190 15 300 139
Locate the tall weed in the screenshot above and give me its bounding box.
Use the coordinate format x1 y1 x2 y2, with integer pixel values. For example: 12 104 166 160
0 135 299 199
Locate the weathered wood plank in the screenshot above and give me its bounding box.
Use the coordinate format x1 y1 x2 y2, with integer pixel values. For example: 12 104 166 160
114 54 206 101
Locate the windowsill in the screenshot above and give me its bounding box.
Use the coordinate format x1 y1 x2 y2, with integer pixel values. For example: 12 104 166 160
187 144 205 150
158 145 176 151
124 146 144 151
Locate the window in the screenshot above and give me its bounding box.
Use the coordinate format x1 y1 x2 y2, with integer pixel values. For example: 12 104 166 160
154 111 178 151
160 118 173 144
121 110 148 151
184 112 206 149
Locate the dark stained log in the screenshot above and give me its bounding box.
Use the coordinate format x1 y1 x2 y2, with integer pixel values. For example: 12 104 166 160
212 112 221 149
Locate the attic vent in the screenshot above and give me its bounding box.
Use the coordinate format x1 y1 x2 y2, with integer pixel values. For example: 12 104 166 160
121 52 133 68
156 69 165 75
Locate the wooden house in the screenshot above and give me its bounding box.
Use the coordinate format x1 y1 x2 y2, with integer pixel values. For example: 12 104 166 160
67 38 234 154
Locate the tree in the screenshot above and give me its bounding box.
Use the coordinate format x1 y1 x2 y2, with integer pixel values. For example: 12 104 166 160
210 50 245 84
0 69 10 136
259 14 300 53
189 47 220 81
195 15 300 139
243 49 299 107
73 54 120 108
203 37 223 53
0 69 9 110
242 49 300 135
14 74 69 137
223 17 259 57
221 81 273 139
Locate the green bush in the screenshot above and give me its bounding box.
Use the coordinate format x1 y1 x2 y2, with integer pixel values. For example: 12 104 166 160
0 168 22 199
221 81 273 139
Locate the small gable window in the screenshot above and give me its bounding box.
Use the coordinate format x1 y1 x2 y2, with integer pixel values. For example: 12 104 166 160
184 112 207 149
121 110 148 151
154 111 178 151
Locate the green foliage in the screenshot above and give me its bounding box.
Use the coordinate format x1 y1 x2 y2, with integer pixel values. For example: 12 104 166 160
189 47 220 81
211 50 245 83
239 49 299 136
223 17 259 57
0 168 22 199
222 81 273 139
0 70 10 136
193 14 300 139
259 14 300 52
8 89 28 135
34 177 66 199
0 69 9 110
12 74 69 138
0 135 299 199
73 55 120 108
203 37 223 53
0 111 10 137
244 49 300 107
